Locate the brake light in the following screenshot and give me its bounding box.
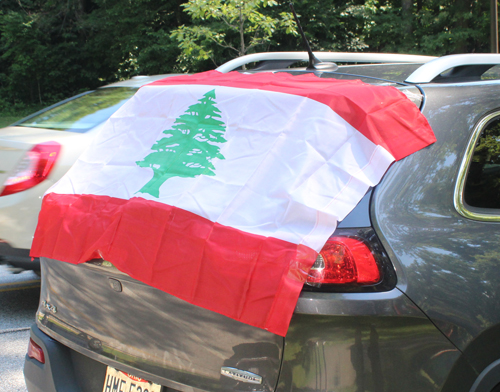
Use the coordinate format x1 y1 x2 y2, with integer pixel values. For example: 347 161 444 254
27 338 45 364
1 142 61 196
307 236 381 286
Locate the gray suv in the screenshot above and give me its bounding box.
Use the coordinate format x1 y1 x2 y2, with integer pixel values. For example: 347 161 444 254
24 52 500 392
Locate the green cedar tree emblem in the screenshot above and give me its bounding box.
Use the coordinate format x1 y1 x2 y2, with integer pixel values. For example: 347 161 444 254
136 89 227 197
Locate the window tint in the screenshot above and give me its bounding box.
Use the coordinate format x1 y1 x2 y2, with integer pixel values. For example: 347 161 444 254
482 65 500 80
280 63 422 84
18 87 137 133
464 117 500 208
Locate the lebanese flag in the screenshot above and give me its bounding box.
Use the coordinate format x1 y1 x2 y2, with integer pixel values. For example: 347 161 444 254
31 70 435 336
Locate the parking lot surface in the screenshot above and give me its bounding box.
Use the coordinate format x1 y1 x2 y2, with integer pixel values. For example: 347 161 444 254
0 265 40 392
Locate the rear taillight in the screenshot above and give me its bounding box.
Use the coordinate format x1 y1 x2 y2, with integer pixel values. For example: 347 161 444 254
307 236 380 285
27 338 45 364
0 142 61 196
305 228 396 292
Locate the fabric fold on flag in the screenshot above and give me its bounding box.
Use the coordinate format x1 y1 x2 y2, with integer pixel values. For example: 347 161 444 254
31 70 436 336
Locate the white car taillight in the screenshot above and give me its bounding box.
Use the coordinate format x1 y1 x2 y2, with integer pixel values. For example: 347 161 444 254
0 142 61 196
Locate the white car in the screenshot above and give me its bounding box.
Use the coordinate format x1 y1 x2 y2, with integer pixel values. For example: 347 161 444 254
0 74 179 272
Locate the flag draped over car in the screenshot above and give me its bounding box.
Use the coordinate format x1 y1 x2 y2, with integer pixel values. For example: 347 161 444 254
31 70 435 336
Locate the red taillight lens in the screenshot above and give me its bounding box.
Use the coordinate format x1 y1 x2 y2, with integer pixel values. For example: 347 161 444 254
1 142 61 196
307 236 381 286
27 338 45 364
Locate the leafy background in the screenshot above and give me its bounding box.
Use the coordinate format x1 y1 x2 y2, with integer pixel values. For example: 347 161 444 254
0 0 494 114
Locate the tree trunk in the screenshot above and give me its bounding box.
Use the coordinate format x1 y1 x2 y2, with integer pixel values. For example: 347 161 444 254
37 78 42 104
402 0 413 36
139 170 166 198
454 0 472 53
491 0 498 53
239 4 246 56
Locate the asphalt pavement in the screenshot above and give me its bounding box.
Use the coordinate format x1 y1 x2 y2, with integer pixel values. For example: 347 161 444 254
0 264 40 392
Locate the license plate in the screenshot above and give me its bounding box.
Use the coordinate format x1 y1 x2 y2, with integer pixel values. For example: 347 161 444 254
102 366 162 392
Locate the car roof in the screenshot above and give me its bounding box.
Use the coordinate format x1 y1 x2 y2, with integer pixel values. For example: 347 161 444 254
101 74 184 89
217 52 500 85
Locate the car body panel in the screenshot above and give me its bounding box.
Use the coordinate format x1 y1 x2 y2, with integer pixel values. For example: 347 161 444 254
0 127 94 249
372 81 500 368
100 74 183 89
0 74 180 268
37 258 283 392
24 56 500 392
35 257 464 392
282 289 463 392
0 126 80 188
278 313 460 392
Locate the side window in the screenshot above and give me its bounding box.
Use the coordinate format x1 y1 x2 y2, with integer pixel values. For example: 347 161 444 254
463 117 500 209
482 65 500 80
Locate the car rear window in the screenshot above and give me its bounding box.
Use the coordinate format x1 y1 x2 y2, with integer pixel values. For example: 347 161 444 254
17 87 137 133
464 116 500 209
333 63 423 83
274 63 423 86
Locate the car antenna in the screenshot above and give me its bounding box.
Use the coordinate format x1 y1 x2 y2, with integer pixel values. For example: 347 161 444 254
289 2 338 71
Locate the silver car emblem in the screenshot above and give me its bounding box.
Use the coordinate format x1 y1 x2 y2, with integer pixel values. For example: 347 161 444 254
41 300 57 314
220 367 262 384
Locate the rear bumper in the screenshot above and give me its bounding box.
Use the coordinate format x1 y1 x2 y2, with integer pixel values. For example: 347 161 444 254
24 324 106 392
277 290 466 392
0 241 39 271
31 285 468 392
24 324 74 392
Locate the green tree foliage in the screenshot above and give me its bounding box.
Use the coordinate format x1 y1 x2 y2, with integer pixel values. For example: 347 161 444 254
0 0 187 111
81 0 187 79
0 0 495 109
171 0 297 71
269 1 372 52
272 0 490 55
0 0 98 109
136 89 227 197
364 0 490 55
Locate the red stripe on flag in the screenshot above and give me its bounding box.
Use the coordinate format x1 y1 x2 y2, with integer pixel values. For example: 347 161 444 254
31 193 317 336
148 71 436 161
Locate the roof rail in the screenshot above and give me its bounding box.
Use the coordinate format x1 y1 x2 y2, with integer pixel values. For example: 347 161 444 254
405 54 500 83
216 52 436 73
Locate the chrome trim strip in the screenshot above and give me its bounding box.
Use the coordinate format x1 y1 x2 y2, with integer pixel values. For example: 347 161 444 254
454 111 500 222
406 53 500 83
216 52 436 73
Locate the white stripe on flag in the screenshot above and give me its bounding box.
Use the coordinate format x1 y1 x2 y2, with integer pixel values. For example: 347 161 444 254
49 85 394 251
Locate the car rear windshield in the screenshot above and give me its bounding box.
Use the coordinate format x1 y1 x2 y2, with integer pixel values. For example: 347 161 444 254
281 63 423 85
17 87 137 133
